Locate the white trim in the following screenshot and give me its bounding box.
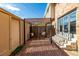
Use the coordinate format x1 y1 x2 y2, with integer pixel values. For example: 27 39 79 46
43 3 50 18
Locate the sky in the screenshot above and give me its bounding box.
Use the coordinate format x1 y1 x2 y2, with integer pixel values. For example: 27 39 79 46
0 3 47 19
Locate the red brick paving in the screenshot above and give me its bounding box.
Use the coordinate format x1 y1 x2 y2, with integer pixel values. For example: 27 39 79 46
16 38 69 56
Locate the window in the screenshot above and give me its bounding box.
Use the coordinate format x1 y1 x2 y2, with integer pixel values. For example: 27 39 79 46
63 15 69 39
63 15 68 33
60 18 63 35
70 10 76 34
60 18 63 32
57 18 63 35
57 9 76 41
69 10 76 40
57 19 60 34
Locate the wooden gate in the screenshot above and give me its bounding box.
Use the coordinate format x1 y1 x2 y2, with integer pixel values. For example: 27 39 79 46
30 26 46 39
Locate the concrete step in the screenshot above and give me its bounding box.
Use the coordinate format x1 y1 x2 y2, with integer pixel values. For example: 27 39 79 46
65 42 77 51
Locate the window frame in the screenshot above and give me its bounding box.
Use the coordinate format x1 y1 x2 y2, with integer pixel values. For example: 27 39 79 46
57 8 76 41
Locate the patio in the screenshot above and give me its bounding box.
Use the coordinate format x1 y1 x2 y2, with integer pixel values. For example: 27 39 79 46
16 38 68 56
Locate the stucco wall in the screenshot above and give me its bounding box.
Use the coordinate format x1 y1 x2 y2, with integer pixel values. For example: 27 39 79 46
44 4 55 27
55 4 78 33
76 6 79 51
45 5 51 18
55 3 79 51
0 11 10 56
51 4 55 19
44 4 55 19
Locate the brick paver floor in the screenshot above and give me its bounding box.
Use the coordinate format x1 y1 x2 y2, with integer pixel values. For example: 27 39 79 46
16 38 69 56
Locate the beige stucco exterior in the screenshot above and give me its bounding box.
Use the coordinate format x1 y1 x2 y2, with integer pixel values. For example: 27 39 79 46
55 3 79 51
44 4 55 27
44 3 55 19
44 3 79 51
44 5 51 18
